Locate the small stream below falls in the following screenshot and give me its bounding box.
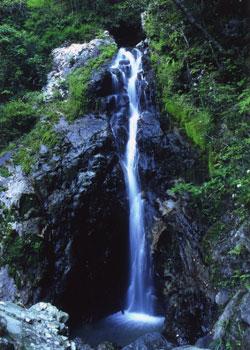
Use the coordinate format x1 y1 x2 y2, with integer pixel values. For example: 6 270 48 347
73 46 164 346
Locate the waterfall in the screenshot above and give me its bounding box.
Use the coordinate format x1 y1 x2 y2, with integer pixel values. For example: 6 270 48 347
110 48 154 316
73 47 164 346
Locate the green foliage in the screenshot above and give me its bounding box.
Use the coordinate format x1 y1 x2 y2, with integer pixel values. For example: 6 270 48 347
165 96 211 149
229 243 246 256
238 87 250 115
0 98 39 150
0 24 37 100
0 0 103 101
0 0 148 102
13 119 58 174
0 0 27 25
1 229 44 282
145 0 250 220
66 43 117 119
27 0 46 8
0 167 10 178
169 181 202 197
146 3 250 320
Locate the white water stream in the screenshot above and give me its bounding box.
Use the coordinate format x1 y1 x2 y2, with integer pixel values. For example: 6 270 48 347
111 48 158 317
74 48 164 346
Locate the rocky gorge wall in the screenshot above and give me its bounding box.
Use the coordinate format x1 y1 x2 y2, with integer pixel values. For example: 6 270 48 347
0 5 249 348
144 1 250 349
0 34 129 324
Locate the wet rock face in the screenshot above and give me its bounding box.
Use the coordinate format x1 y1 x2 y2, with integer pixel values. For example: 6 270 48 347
211 290 250 350
150 196 216 345
38 115 128 320
0 114 128 321
0 267 17 302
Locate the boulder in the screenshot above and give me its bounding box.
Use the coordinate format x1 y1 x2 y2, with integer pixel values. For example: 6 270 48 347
215 290 230 306
211 290 250 348
96 342 118 350
122 332 173 350
0 301 75 349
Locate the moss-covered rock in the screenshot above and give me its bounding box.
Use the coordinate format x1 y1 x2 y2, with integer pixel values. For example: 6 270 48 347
145 0 250 347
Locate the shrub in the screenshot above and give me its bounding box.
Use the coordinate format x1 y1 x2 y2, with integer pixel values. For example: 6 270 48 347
0 99 38 150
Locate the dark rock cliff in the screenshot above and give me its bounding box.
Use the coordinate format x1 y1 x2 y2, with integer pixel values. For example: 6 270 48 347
0 113 128 322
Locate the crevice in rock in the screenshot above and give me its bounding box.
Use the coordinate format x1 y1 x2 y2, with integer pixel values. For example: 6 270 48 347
109 22 145 47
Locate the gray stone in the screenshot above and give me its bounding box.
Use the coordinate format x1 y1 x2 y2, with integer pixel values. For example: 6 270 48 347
73 338 94 350
0 301 76 349
240 292 250 326
0 151 12 167
0 166 34 208
213 291 243 340
195 335 213 348
0 267 17 302
215 289 230 306
39 144 49 155
122 332 173 350
96 342 117 350
243 328 250 349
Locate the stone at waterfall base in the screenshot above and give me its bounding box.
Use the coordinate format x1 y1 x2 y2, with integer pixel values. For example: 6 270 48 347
120 332 209 350
0 301 75 349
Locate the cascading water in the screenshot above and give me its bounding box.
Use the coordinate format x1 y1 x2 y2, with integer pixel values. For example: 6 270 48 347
111 48 154 315
74 46 164 346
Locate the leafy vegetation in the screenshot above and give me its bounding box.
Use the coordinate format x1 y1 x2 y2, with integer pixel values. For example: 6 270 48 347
0 204 45 287
0 97 39 150
0 0 147 173
145 0 250 310
0 0 148 102
145 0 250 219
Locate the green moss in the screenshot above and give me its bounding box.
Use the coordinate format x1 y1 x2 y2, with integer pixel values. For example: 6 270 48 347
1 230 44 285
229 243 247 256
65 43 117 120
13 119 58 174
27 0 46 8
0 166 10 178
0 204 44 286
238 86 250 115
0 98 39 151
165 96 211 149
